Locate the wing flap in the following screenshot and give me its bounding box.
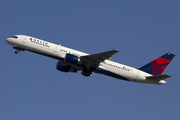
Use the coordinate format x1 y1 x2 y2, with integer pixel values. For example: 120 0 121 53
146 74 171 81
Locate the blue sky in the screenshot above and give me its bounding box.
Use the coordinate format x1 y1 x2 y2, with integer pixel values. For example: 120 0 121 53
1 0 180 120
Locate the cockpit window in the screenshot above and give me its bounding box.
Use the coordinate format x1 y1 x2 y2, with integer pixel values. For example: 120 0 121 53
11 36 18 39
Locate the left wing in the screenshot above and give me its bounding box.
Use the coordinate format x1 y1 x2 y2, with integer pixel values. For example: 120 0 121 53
80 50 119 69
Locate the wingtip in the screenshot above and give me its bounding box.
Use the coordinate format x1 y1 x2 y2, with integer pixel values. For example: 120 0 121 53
113 49 119 52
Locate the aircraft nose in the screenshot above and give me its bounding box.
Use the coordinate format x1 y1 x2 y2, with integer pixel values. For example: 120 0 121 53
5 38 12 45
5 38 9 43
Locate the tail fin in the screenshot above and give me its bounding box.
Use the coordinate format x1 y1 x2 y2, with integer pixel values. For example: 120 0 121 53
139 53 175 75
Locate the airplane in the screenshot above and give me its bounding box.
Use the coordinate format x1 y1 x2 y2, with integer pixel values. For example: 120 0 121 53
5 35 175 85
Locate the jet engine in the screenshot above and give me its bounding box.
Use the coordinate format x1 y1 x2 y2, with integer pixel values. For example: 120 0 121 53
64 53 81 64
56 61 77 73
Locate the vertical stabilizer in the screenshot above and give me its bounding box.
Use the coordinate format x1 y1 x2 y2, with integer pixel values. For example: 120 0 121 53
139 53 175 75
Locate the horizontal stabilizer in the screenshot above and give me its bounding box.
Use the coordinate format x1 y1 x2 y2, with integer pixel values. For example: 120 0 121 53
146 74 171 81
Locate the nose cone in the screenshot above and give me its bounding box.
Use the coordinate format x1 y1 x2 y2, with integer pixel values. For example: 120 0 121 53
5 38 12 45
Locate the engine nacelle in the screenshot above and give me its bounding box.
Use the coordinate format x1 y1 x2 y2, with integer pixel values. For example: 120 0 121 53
56 61 77 73
64 53 80 64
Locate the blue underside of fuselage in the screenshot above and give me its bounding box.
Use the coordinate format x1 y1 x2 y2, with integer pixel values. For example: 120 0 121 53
24 48 129 81
93 68 129 81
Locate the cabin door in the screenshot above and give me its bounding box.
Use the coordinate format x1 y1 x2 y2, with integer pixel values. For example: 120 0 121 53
53 46 57 53
22 38 26 44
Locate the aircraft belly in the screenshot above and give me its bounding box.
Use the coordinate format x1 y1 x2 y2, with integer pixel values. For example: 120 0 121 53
94 67 129 81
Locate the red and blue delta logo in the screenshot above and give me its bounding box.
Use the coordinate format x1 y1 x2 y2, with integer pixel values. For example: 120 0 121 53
151 57 171 75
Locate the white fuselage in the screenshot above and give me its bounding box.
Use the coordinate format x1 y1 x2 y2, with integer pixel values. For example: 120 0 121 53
5 35 167 84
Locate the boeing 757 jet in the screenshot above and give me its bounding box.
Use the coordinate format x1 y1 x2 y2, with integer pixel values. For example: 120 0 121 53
6 35 175 84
